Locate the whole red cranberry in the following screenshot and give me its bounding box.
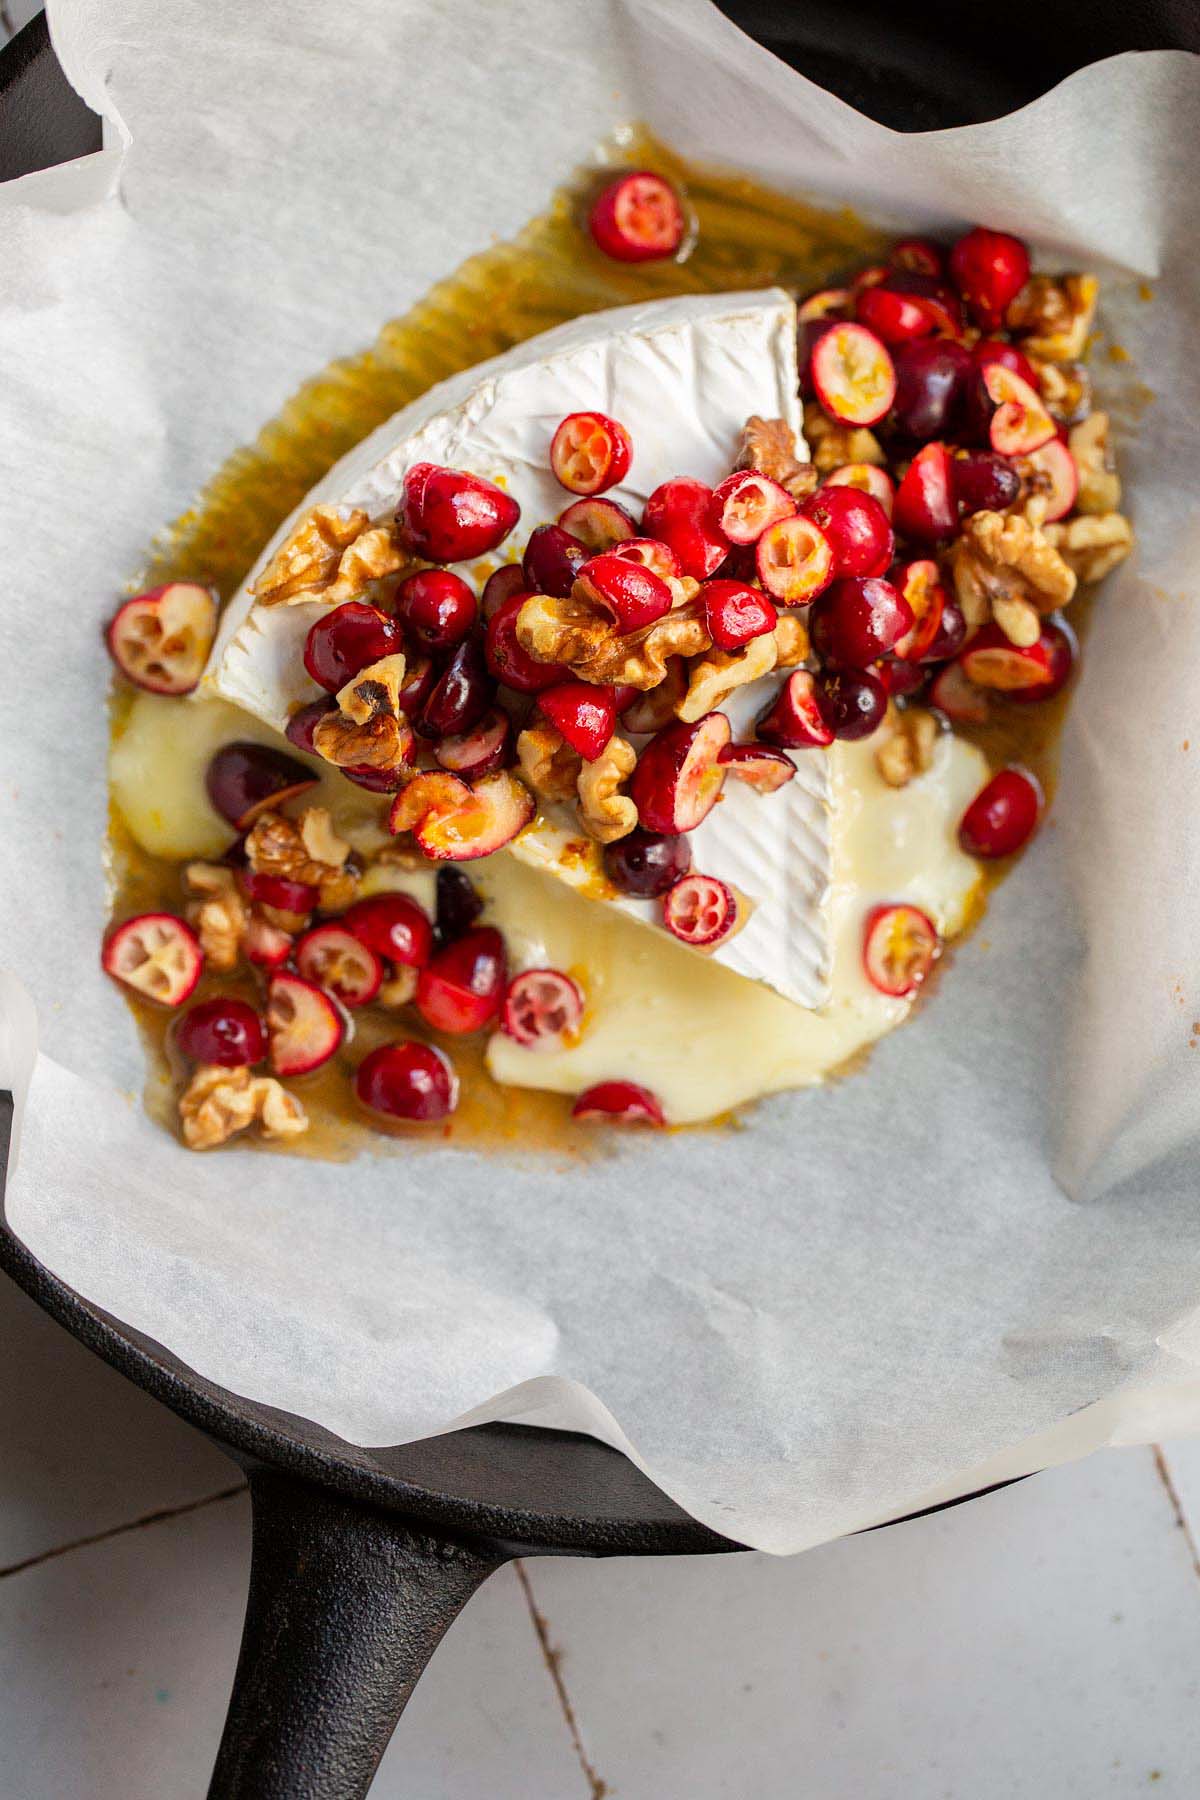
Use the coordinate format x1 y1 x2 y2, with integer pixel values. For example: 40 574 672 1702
953 449 1022 516
417 638 494 740
959 767 1042 857
435 867 483 944
808 577 912 669
415 926 507 1034
285 697 336 754
948 227 1030 331
602 828 692 898
397 462 520 563
522 524 589 598
801 487 894 578
393 569 477 652
341 893 433 968
972 338 1040 391
890 339 973 441
814 669 888 740
303 602 403 693
484 594 568 693
176 997 266 1067
921 598 968 664
355 1041 458 1122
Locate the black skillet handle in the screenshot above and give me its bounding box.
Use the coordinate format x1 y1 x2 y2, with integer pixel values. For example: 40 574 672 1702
207 1467 509 1800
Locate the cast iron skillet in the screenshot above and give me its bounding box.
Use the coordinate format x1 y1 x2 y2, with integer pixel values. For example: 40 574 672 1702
2 5 1196 1795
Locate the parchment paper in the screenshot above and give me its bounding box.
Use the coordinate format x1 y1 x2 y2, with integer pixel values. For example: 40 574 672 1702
1 0 1199 1553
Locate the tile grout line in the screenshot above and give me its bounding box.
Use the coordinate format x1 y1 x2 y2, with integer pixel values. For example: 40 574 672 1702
0 1480 247 1581
514 1559 609 1800
1151 1444 1200 1583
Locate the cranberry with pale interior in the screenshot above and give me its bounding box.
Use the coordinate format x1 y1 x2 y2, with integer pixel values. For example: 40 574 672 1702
611 537 681 580
550 411 633 495
643 477 728 581
959 624 1057 693
1006 619 1077 704
810 322 896 427
397 462 520 563
303 602 403 693
929 660 989 724
959 767 1042 858
105 582 217 696
889 338 972 442
177 997 267 1067
418 637 494 740
970 364 1055 456
295 924 384 1008
341 893 433 968
701 578 776 652
435 868 483 944
710 470 796 545
501 969 584 1051
244 915 293 969
537 680 617 761
416 926 507 1034
809 576 912 669
814 668 888 741
1020 438 1078 522
557 496 637 552
434 706 514 780
572 1081 665 1125
948 226 1030 331
576 553 673 633
972 338 1039 391
755 514 834 605
240 869 319 918
952 449 1021 517
602 827 691 898
824 463 894 516
588 170 686 263
205 742 317 830
755 670 834 749
267 972 345 1077
891 560 947 662
662 873 737 948
630 712 731 834
862 904 940 998
522 524 590 598
481 563 525 621
355 1042 458 1122
718 742 796 792
393 569 476 652
398 769 535 863
485 594 568 694
893 442 958 543
102 913 203 1007
800 486 894 579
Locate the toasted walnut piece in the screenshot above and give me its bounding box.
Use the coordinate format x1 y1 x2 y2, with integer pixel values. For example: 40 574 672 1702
1068 412 1122 515
577 735 638 844
183 862 247 973
517 590 611 667
246 808 344 886
666 574 702 610
952 509 1077 630
803 402 886 472
254 506 368 606
677 632 779 725
993 594 1042 648
577 609 711 690
736 415 817 497
321 528 406 606
517 723 582 802
299 807 350 868
1033 356 1092 427
312 708 411 772
317 868 360 914
772 613 809 668
1043 513 1134 584
875 706 939 789
378 966 419 1008
1005 273 1098 361
335 653 407 725
179 1064 308 1150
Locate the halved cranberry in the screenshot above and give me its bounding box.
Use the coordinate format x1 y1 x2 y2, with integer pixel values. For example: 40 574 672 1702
295 923 384 1007
718 742 796 791
434 706 514 780
205 743 317 830
303 602 403 693
397 652 438 717
814 669 888 740
241 870 319 916
244 914 294 969
611 537 682 580
798 317 838 396
576 554 672 633
972 337 1039 391
342 893 433 967
630 713 731 834
798 287 852 322
879 268 964 339
756 514 834 605
102 913 203 1007
929 660 989 724
486 593 569 694
550 411 632 495
890 237 945 279
341 760 414 795
501 968 584 1050
855 284 934 345
811 323 896 427
411 769 535 862
800 486 893 580
418 637 494 740
755 669 834 749
522 524 589 599
862 903 940 997
620 661 687 735
557 496 637 552
877 657 928 699
481 563 526 621
952 449 1022 517
393 569 477 652
1005 618 1077 704
416 925 507 1033
1020 439 1078 522
355 1041 458 1122
662 873 737 947
809 576 912 668
890 339 973 441
571 1080 664 1125
960 624 1056 692
588 170 686 263
105 582 217 696
710 470 796 546
948 226 1030 331
537 681 617 761
701 578 776 652
176 996 266 1066
893 443 958 543
922 598 967 666
643 478 728 581
398 462 520 563
959 767 1042 858
602 826 691 897
435 867 483 944
267 972 345 1076
823 463 895 516
973 364 1055 456
851 263 889 292
892 560 947 662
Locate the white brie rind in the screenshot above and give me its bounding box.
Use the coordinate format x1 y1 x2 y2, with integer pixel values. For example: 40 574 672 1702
201 289 833 1007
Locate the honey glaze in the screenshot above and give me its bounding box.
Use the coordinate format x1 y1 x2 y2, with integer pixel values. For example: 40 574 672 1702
108 132 1083 1153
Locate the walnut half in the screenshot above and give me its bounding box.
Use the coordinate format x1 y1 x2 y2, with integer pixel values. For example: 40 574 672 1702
1043 513 1134 584
875 707 939 789
517 722 582 803
183 862 247 972
179 1064 308 1150
951 509 1076 630
577 735 637 843
253 507 405 608
677 631 778 724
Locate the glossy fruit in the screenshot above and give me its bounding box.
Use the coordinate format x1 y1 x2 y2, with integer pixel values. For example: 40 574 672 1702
797 317 838 396
550 410 633 494
522 523 590 598
643 477 727 580
295 923 384 1007
418 637 494 740
893 442 958 542
809 576 912 668
958 767 1042 858
176 997 267 1067
801 486 894 579
975 364 1055 456
700 578 776 652
481 563 526 621
435 867 483 943
557 496 638 551
397 653 438 717
717 742 796 791
1005 619 1077 704
102 913 203 1007
952 449 1022 517
810 322 896 426
205 742 317 829
922 598 968 665
929 660 989 724
412 769 535 862
890 237 945 279
611 536 682 580
244 915 294 969
823 463 895 516
588 170 687 262
890 338 973 441
105 582 217 696
855 283 935 345
972 337 1039 391
814 669 888 741
630 713 730 834
284 697 336 756
416 926 507 1033
500 968 584 1050
398 462 520 563
355 1041 458 1122
303 602 403 693
576 554 673 632
755 514 834 605
602 827 691 898
710 470 796 545
434 706 514 780
1020 438 1078 522
537 681 617 761
240 869 319 917
755 669 834 749
948 226 1030 330
393 569 477 652
342 893 433 968
877 656 928 699
485 594 569 694
662 873 737 947
880 268 964 339
266 972 345 1076
572 1080 665 1125
960 624 1056 692
862 903 940 997
619 661 687 735
892 559 947 662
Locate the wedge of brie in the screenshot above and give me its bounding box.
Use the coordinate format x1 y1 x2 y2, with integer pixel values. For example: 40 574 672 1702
202 289 833 1006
